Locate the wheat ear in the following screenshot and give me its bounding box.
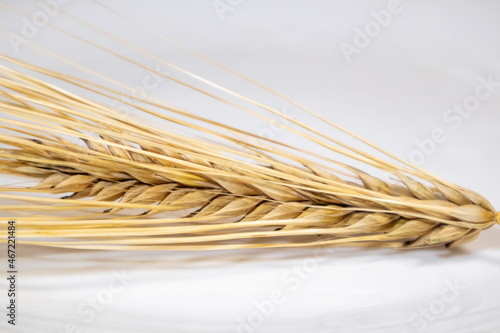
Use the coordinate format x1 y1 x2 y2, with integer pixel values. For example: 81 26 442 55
0 30 498 251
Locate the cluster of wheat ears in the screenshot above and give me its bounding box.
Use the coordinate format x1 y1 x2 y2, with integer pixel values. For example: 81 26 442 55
0 4 498 251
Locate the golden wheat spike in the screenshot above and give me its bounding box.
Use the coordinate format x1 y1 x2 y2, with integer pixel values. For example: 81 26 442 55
0 15 498 251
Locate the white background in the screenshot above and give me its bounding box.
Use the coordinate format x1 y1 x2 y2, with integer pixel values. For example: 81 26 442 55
0 0 499 332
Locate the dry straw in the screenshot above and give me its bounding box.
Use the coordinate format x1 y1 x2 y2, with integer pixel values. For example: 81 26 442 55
0 7 498 251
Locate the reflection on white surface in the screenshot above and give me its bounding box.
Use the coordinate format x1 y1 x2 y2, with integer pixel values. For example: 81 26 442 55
4 242 500 333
